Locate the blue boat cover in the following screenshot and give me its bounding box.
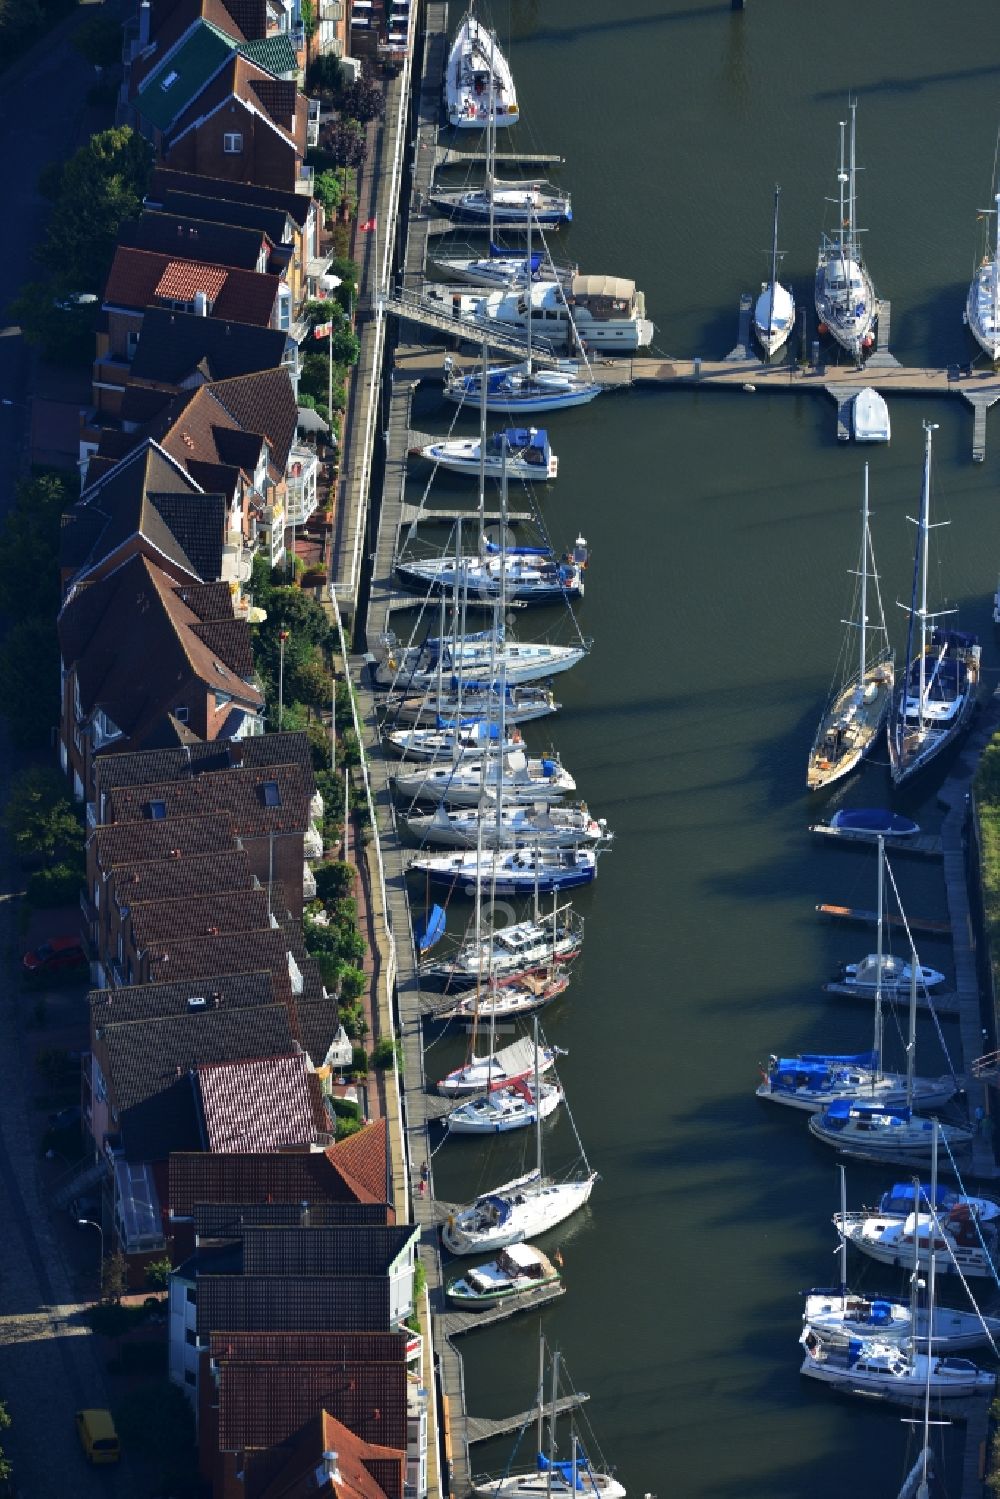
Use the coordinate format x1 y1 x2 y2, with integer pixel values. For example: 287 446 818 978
831 808 919 836
415 905 446 953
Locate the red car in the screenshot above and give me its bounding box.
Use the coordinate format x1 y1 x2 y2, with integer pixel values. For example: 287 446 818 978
22 936 87 977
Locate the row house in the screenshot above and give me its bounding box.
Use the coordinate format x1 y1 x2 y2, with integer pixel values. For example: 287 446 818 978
57 554 263 804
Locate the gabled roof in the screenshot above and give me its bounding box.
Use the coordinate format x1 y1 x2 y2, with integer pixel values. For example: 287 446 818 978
98 1004 297 1111
246 1410 404 1499
197 1053 328 1152
103 245 279 326
90 969 278 1025
217 1359 407 1452
169 1120 393 1216
89 811 238 871
59 555 262 743
119 210 269 272
130 305 291 388
64 439 206 582
240 1225 418 1278
193 1202 392 1238
93 731 315 802
147 166 312 228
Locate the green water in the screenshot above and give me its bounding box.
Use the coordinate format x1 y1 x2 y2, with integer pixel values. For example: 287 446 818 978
416 3 1000 1493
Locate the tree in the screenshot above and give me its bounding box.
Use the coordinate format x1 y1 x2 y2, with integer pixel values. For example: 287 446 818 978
36 127 153 293
0 617 61 750
4 768 83 864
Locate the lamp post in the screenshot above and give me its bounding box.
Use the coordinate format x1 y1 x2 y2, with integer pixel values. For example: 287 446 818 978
278 628 289 730
78 1218 104 1294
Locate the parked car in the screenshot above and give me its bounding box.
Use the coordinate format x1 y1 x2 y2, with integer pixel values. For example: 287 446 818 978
22 936 87 977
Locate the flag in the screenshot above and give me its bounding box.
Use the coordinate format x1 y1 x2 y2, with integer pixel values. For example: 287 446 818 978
360 215 377 232
312 322 333 339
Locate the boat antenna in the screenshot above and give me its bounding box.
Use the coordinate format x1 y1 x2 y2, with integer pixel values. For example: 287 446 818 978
768 184 780 350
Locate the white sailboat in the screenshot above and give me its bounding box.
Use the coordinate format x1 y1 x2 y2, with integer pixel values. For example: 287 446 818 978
965 191 1000 360
803 1167 1000 1351
815 100 878 362
753 184 795 357
444 6 518 130
807 464 894 790
801 1126 996 1404
889 422 981 786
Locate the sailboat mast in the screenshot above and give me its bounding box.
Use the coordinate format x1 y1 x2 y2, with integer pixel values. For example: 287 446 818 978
768 184 780 348
859 464 869 686
917 422 934 735
873 834 884 1082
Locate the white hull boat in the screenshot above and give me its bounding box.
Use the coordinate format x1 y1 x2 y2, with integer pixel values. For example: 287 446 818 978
815 102 878 361
852 387 890 442
444 358 600 413
965 192 1000 360
445 9 518 130
393 750 575 806
446 1076 564 1134
407 802 608 849
889 424 981 785
442 1167 596 1254
413 426 559 481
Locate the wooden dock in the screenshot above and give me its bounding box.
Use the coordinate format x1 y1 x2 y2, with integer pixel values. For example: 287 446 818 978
809 823 944 859
821 981 960 1015
816 903 952 938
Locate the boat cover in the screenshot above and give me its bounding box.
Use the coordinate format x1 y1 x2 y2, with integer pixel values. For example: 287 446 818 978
415 905 446 953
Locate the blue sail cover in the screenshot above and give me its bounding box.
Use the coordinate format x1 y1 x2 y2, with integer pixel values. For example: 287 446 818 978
414 906 446 953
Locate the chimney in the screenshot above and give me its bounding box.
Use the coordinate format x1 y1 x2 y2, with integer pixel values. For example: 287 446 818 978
193 290 208 317
138 0 151 45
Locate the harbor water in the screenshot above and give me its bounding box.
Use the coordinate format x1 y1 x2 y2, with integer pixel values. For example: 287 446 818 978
414 3 1000 1493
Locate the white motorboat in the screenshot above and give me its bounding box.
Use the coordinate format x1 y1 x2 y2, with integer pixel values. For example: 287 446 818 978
393 749 575 806
372 631 586 689
852 387 891 441
807 465 893 790
437 1033 558 1097
753 185 795 357
431 275 653 353
965 191 1000 360
407 802 609 849
411 845 598 896
383 684 559 727
421 908 584 987
446 1074 564 1133
815 101 878 361
445 1243 561 1306
889 423 981 785
412 426 559 481
444 7 518 130
839 953 946 993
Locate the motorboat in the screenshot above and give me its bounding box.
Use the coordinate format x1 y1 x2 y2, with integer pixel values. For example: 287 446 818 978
753 184 795 357
965 191 1000 360
407 802 609 849
445 1243 561 1306
420 909 584 988
412 426 559 481
392 749 575 806
807 466 893 790
889 424 981 785
382 684 559 727
852 387 891 441
814 100 878 361
444 8 518 130
411 845 599 896
446 1075 564 1134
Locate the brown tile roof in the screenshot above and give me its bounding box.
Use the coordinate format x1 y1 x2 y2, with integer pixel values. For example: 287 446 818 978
104 762 314 840
103 246 279 326
90 812 237 872
170 1122 393 1217
98 1004 297 1111
197 1053 328 1152
90 970 278 1025
217 1359 407 1452
246 1410 404 1499
107 846 254 907
148 166 311 228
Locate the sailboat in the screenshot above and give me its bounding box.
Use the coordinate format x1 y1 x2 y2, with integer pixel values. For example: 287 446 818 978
758 838 955 1113
889 423 981 786
412 426 559 481
815 100 878 362
801 1126 996 1403
444 6 518 130
473 1346 625 1499
753 184 795 357
965 190 1000 360
807 464 894 790
803 1166 1000 1351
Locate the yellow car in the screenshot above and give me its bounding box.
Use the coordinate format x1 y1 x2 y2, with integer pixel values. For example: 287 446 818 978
75 1409 120 1465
